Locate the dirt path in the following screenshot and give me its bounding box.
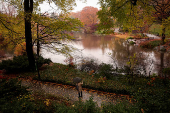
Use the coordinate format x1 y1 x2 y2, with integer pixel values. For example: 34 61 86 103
21 79 129 107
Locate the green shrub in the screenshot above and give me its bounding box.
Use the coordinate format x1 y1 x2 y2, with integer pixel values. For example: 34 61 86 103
127 37 134 40
80 59 99 72
0 78 31 112
36 55 52 67
0 78 29 101
73 97 100 113
140 40 161 49
0 97 37 113
102 100 140 113
132 77 170 113
0 55 51 73
150 40 161 47
53 103 75 113
0 55 29 72
163 68 170 76
0 78 55 113
129 41 136 45
97 63 113 79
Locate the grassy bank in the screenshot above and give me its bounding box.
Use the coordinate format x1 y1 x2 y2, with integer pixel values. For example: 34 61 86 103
17 63 130 95
1 62 170 112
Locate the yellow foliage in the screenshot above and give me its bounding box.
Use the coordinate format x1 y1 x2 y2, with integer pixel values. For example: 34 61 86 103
44 99 50 106
14 42 26 56
97 76 106 83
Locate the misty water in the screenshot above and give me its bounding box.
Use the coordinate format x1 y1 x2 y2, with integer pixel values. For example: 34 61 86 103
41 32 170 76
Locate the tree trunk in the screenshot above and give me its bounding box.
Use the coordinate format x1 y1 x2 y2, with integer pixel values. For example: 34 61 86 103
162 27 166 44
24 0 35 71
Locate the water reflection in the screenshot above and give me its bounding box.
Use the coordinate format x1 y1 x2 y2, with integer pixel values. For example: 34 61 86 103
158 52 170 77
0 32 169 76
41 32 170 76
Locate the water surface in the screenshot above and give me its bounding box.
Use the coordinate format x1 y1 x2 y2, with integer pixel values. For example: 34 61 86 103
41 32 170 76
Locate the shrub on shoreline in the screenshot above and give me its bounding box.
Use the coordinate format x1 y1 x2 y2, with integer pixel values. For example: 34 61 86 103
0 55 51 73
126 37 134 40
140 39 161 49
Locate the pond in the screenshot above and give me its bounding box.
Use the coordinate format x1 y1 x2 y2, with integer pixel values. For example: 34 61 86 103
0 32 169 76
41 32 170 76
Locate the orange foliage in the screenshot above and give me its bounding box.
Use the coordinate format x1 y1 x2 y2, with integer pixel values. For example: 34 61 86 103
80 6 98 26
14 42 26 56
70 6 98 26
89 70 94 75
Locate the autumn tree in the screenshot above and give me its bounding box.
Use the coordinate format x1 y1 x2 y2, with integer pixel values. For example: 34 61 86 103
98 0 170 43
151 0 170 43
24 0 79 70
70 6 99 33
79 6 98 26
0 2 24 51
0 0 84 71
70 6 98 26
32 13 82 56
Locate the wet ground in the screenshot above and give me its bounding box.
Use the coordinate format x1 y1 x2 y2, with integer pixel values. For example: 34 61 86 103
21 79 129 107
